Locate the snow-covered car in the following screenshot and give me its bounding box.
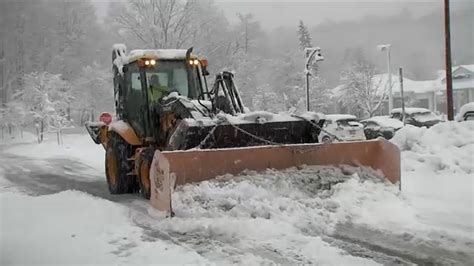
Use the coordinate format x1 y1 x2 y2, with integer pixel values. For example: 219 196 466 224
390 107 442 128
455 102 474 122
360 116 404 140
319 114 366 143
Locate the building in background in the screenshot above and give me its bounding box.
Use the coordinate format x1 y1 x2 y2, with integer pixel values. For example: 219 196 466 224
330 64 474 118
440 65 474 113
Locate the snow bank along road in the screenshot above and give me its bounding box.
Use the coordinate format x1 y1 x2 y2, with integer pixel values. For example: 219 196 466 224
1 122 473 265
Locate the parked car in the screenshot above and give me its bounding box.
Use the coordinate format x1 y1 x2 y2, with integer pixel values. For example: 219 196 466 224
390 107 442 128
360 116 404 140
319 114 366 143
455 102 474 122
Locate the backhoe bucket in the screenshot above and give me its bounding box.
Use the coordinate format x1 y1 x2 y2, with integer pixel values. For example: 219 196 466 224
149 138 400 215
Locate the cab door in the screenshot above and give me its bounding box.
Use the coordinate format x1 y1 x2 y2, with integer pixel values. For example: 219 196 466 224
123 64 147 139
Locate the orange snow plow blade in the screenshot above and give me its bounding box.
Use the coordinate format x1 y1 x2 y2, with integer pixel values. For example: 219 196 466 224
150 138 400 215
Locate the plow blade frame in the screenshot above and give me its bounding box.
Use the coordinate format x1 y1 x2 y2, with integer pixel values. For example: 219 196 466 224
150 138 400 214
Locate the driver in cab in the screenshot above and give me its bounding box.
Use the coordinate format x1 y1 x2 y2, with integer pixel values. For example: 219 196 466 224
148 74 170 103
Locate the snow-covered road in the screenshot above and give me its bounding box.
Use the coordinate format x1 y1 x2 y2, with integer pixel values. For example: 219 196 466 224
1 122 473 265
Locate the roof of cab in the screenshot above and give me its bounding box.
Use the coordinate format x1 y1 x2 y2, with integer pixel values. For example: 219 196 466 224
112 44 197 67
127 49 191 63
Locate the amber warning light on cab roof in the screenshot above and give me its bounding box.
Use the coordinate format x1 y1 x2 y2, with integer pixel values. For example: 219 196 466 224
136 58 207 68
137 58 156 67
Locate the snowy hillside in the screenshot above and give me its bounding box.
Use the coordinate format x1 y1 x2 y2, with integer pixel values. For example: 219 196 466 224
1 122 473 265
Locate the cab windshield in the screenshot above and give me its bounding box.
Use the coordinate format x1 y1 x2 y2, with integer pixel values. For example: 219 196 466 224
130 60 202 100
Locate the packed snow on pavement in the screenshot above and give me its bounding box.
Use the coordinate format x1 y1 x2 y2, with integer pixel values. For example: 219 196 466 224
1 121 473 264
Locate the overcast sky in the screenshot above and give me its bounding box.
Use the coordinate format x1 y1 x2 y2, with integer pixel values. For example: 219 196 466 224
215 0 441 28
94 0 472 29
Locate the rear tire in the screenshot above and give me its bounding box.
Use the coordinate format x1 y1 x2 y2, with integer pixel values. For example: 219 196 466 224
105 132 135 194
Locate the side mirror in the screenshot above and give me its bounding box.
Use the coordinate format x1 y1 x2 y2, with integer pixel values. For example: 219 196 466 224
200 59 209 76
202 66 210 76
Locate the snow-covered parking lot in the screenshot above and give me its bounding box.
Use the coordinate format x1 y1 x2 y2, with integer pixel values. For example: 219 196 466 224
1 121 473 265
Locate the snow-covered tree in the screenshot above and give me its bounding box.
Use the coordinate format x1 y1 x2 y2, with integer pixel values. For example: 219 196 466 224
339 49 388 117
236 13 261 54
252 83 284 112
188 1 232 72
71 63 113 125
0 1 27 105
297 20 312 51
47 0 104 80
18 72 73 143
228 51 261 108
254 52 302 112
109 0 199 49
1 0 107 109
0 101 27 138
310 76 332 112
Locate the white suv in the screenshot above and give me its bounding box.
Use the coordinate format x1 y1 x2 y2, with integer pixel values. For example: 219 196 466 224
319 114 366 143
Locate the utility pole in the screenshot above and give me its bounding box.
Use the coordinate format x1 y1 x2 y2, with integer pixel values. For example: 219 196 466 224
304 47 324 111
399 66 405 192
377 44 392 113
444 0 454 120
399 67 406 126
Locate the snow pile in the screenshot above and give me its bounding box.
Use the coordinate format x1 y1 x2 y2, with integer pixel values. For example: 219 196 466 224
0 190 207 265
169 167 419 233
392 121 474 237
392 122 474 173
129 167 409 264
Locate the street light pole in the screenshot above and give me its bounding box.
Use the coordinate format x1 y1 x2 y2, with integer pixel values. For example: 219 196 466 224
304 47 324 112
306 68 310 111
377 44 393 113
386 47 393 112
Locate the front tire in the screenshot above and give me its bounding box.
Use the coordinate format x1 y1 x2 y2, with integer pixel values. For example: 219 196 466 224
105 132 135 194
136 148 154 199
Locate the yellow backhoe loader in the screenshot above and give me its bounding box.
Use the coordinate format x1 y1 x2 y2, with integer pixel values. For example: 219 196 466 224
85 44 400 217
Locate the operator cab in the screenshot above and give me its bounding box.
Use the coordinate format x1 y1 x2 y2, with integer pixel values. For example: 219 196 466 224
111 45 210 141
116 48 209 101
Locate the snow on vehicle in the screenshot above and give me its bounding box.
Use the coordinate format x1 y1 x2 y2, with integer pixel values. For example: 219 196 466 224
318 114 366 143
85 45 400 216
455 102 474 122
390 107 442 128
361 116 404 140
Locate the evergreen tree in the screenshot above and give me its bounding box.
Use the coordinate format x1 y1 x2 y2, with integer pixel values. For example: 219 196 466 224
297 20 312 51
